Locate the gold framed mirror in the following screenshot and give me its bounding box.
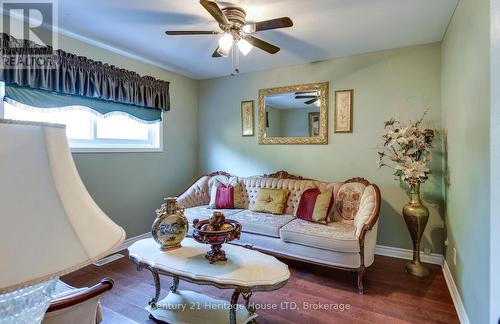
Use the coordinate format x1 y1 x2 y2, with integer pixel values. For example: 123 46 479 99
258 82 329 144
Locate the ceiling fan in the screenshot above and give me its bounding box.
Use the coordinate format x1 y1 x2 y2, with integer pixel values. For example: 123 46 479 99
165 0 293 73
295 91 320 106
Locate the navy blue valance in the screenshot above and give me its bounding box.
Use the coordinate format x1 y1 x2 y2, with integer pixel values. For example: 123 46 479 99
0 33 170 112
4 84 162 122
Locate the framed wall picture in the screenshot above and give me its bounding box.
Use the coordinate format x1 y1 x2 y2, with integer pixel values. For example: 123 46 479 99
308 112 320 136
334 89 354 133
241 100 255 136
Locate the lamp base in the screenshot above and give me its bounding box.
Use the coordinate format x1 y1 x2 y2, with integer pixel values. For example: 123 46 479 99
0 278 58 324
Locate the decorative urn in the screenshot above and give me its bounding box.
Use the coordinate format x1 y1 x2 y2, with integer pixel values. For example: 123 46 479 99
192 211 242 264
152 197 188 251
402 183 430 277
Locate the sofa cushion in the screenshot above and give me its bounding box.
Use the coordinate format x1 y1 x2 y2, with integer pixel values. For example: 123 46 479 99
208 176 244 209
184 205 244 226
311 187 334 223
295 188 320 222
251 188 289 214
240 177 317 214
336 182 366 220
279 219 359 253
215 184 234 209
230 210 295 238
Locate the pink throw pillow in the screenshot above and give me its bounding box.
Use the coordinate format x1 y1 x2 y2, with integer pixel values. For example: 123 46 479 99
296 188 335 223
296 188 320 222
215 184 234 209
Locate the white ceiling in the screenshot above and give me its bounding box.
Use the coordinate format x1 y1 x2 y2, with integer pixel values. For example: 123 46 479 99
55 0 458 80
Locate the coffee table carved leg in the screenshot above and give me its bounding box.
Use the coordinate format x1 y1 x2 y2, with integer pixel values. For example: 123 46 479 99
170 275 179 293
149 269 161 309
241 291 255 315
229 289 241 324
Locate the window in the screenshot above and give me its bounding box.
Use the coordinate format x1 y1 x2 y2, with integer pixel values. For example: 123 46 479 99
0 84 163 153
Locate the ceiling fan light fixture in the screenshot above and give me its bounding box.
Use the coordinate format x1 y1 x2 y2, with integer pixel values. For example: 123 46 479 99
238 39 253 56
217 46 230 57
218 33 234 51
242 24 255 33
314 100 320 107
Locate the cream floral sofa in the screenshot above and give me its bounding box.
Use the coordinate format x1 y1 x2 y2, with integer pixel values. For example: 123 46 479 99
176 171 381 293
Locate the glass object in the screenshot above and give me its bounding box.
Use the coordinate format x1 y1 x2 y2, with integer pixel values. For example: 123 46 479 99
0 278 58 324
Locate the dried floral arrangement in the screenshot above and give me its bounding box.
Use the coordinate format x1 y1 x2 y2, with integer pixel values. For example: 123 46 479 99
377 111 436 185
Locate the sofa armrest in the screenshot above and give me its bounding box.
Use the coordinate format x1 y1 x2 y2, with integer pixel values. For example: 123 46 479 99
175 175 211 208
354 184 381 238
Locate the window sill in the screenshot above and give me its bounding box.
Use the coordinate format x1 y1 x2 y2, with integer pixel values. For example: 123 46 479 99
71 147 163 154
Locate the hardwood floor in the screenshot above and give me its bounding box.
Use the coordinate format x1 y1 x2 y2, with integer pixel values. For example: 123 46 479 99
62 251 459 324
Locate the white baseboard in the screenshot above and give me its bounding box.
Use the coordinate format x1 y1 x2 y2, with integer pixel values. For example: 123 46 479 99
115 232 151 252
375 245 470 323
442 261 470 324
375 244 444 265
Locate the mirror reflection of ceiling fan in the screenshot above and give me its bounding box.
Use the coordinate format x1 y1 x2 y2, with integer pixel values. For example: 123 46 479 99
165 0 293 74
295 91 320 107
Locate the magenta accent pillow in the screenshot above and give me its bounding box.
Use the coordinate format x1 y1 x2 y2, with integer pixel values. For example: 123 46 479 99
215 184 234 209
296 188 320 222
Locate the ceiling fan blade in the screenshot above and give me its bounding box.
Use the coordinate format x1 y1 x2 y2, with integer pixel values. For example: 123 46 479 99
295 91 317 95
165 31 219 35
245 35 280 54
305 98 318 105
295 95 317 99
200 0 229 26
212 47 222 57
252 17 293 32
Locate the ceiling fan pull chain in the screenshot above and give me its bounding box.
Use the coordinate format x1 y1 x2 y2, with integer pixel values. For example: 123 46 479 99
230 45 235 76
230 44 240 76
235 46 240 75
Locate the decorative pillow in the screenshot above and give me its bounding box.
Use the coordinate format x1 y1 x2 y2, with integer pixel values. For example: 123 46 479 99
208 176 244 209
296 188 334 224
336 183 366 220
250 188 290 215
215 185 234 209
295 188 320 221
312 188 334 223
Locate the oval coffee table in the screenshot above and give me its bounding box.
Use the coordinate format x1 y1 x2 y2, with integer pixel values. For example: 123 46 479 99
128 238 290 324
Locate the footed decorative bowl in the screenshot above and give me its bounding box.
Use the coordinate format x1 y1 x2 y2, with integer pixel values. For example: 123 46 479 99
192 211 242 264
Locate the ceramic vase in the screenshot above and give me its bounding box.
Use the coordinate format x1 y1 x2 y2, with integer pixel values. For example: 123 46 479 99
402 183 430 277
152 197 188 251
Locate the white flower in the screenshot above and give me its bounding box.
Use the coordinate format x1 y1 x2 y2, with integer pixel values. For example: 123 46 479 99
395 160 429 180
396 135 416 145
378 112 435 184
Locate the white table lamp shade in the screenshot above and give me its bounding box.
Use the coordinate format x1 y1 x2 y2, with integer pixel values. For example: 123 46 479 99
0 119 126 293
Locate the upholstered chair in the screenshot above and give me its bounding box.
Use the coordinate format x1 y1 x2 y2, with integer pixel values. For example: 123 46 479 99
42 278 113 324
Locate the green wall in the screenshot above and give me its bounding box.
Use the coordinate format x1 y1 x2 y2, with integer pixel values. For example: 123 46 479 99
441 0 491 322
198 43 445 254
53 33 199 238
